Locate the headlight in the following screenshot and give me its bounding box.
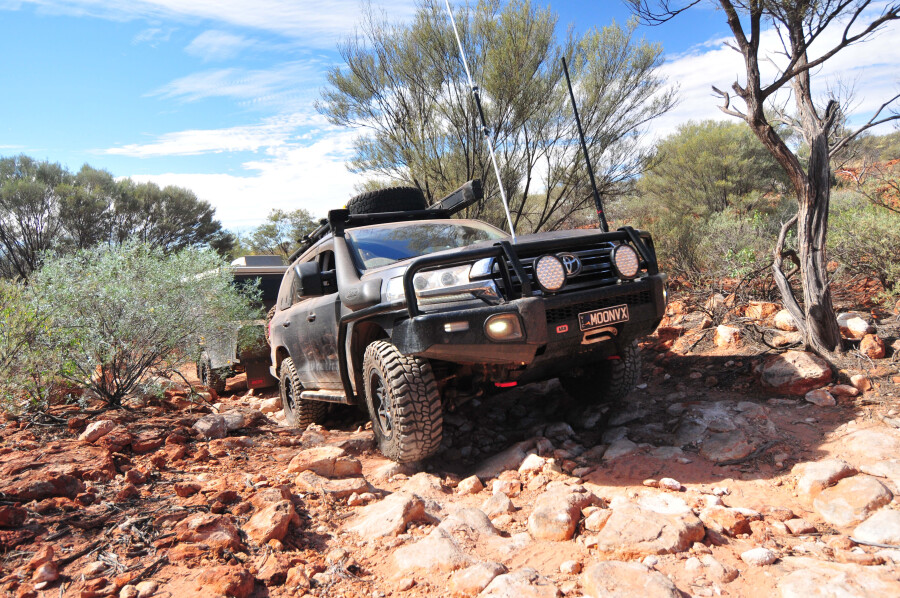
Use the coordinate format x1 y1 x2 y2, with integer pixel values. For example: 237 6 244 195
612 244 640 279
385 264 477 304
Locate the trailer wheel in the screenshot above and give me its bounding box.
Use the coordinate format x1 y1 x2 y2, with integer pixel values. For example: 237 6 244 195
347 186 427 215
362 341 442 463
279 357 328 429
560 340 642 404
264 306 276 345
198 353 227 394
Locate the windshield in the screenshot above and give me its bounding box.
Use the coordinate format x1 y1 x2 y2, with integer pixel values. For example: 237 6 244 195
346 220 507 269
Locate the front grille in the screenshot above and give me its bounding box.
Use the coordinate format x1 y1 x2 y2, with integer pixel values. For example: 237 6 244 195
545 290 653 324
492 244 620 297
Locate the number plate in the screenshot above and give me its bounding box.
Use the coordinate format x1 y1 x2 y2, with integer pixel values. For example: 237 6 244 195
578 304 630 331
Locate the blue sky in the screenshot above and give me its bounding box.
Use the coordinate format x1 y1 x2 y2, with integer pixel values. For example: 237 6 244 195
1 1 898 230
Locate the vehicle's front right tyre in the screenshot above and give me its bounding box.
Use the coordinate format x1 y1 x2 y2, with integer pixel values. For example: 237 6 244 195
362 340 442 463
279 357 328 429
559 339 642 404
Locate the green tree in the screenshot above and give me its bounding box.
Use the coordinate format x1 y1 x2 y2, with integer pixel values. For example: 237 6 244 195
111 179 234 255
629 0 900 356
237 208 319 260
58 165 117 250
30 241 257 407
639 120 788 217
319 0 676 233
0 155 71 278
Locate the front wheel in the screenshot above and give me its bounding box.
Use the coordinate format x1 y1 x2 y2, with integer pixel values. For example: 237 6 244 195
559 339 642 404
362 341 442 463
279 357 328 429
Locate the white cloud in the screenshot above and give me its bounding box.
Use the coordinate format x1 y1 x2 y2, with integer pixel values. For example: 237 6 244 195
653 9 900 141
129 129 364 228
132 26 172 46
102 112 325 157
185 29 249 61
150 61 322 106
8 0 416 46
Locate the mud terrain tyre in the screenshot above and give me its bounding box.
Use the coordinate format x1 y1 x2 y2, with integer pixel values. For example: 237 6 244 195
347 186 427 215
362 340 442 463
279 357 328 429
198 353 227 394
560 339 641 404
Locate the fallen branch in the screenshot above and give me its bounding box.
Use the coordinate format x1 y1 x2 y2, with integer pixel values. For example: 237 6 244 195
850 537 900 550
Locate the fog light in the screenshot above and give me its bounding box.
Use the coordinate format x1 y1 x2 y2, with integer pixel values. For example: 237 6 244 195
612 244 640 279
443 321 470 333
534 254 566 292
484 313 523 341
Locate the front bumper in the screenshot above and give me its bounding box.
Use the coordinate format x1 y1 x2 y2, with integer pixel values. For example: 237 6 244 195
391 273 666 368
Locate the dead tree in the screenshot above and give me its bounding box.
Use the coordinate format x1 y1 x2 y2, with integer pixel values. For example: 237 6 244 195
628 0 900 356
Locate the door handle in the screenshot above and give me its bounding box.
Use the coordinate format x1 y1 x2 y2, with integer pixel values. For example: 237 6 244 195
307 314 316 322
282 321 290 327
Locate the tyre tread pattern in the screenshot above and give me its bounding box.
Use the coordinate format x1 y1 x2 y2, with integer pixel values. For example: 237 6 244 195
346 187 427 215
363 340 442 463
280 357 328 429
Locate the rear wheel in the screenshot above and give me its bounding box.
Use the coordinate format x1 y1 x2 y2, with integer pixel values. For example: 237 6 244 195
347 186 427 215
362 341 442 463
560 340 641 404
279 357 328 429
198 353 227 394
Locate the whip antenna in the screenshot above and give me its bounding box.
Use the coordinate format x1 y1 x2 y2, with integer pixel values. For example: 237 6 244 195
444 0 516 241
562 56 609 232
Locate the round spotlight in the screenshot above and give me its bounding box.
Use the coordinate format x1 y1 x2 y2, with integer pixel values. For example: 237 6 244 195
612 244 640 279
534 255 566 292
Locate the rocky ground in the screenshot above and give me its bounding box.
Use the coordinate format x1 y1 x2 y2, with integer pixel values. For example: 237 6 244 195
1 295 900 598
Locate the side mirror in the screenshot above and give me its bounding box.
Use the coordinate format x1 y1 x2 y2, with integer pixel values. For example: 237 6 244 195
294 262 324 298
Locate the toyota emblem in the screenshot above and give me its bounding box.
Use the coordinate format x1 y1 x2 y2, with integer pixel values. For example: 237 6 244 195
558 253 582 276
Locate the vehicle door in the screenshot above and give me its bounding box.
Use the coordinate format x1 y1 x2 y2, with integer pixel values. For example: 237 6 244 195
278 255 319 386
301 242 343 389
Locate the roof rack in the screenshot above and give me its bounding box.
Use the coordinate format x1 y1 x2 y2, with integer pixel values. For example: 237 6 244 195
287 179 482 263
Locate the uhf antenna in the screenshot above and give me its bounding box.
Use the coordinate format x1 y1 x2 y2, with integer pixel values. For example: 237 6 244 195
562 56 609 232
444 0 516 242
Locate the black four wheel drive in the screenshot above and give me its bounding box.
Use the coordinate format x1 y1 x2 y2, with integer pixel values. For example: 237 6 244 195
268 182 667 462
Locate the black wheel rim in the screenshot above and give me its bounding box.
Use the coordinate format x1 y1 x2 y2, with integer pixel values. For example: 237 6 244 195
283 376 296 414
370 371 393 438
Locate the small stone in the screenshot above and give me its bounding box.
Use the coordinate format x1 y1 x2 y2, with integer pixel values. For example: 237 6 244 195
392 529 473 573
81 560 107 579
785 518 817 534
396 578 416 591
448 562 507 597
243 500 296 544
457 475 483 495
699 506 753 536
850 374 872 392
346 492 428 538
518 453 547 475
643 479 659 488
658 478 682 491
831 384 859 398
193 414 227 440
119 586 139 598
479 568 559 598
174 482 202 498
32 561 59 584
481 492 515 518
805 388 835 406
492 478 522 498
584 509 611 532
196 566 254 598
714 325 741 347
796 459 857 500
78 420 115 443
774 309 798 331
286 446 362 478
603 437 638 460
135 580 158 598
860 334 886 359
559 560 582 574
740 547 777 566
759 351 832 395
700 430 753 463
259 397 281 413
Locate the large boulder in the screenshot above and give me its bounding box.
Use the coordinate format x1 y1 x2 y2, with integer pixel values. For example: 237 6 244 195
243 500 297 544
581 561 681 598
392 528 473 573
777 559 900 598
813 475 892 527
527 484 598 541
173 513 244 551
287 446 362 478
759 351 832 396
794 459 857 501
853 509 900 546
592 503 704 557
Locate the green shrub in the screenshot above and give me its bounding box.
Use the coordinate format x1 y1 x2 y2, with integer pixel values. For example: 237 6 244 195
30 241 259 407
829 190 900 301
0 279 58 412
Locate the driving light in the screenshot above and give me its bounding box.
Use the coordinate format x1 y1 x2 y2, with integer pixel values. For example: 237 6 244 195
612 244 640 279
484 313 523 341
534 255 566 292
443 321 470 333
